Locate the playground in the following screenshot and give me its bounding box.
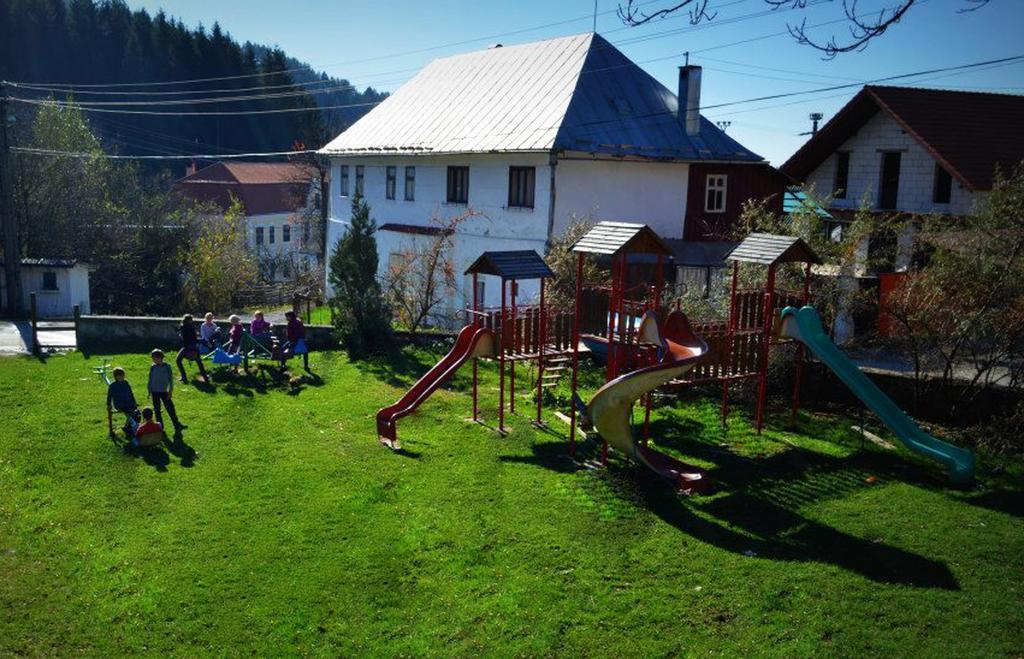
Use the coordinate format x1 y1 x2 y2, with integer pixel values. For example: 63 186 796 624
1 228 1022 655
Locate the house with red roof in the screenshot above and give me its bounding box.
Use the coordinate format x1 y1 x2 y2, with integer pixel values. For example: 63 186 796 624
783 85 1024 223
171 161 323 282
782 85 1024 341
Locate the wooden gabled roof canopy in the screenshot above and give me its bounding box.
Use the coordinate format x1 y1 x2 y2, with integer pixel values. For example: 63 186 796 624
464 250 554 280
726 233 821 266
571 221 673 256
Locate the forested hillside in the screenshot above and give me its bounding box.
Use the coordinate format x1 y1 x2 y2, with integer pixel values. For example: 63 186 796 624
0 0 387 156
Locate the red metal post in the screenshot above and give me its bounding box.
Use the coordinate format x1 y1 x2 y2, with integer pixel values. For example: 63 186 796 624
568 253 584 456
722 261 739 425
606 254 618 382
510 278 517 415
790 262 812 425
755 264 777 434
472 272 479 422
653 253 664 312
499 278 506 434
536 276 546 425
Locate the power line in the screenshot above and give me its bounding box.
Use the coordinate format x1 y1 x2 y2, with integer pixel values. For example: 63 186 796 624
6 96 381 116
0 0 672 90
14 53 1023 162
11 147 317 160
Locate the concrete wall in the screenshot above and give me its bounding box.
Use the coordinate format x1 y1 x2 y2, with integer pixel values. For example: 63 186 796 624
77 316 336 352
806 110 977 215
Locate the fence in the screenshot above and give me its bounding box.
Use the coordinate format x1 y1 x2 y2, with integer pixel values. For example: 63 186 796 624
471 305 575 356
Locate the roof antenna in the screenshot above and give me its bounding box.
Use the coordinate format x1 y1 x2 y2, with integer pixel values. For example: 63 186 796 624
684 51 690 67
593 0 598 32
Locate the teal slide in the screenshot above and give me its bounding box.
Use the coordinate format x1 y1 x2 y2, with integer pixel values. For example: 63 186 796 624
780 306 975 484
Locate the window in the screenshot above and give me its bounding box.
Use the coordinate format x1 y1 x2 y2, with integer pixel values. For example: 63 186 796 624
255 227 264 246
705 174 727 213
878 151 901 210
834 151 850 199
302 221 310 244
42 271 58 291
282 224 291 243
386 166 396 200
339 165 349 197
447 166 469 204
933 164 952 204
507 166 536 208
355 165 364 196
404 166 416 201
269 226 276 244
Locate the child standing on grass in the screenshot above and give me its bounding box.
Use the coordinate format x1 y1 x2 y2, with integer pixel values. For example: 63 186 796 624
199 312 221 352
149 349 184 431
176 314 209 384
282 310 309 370
106 366 140 436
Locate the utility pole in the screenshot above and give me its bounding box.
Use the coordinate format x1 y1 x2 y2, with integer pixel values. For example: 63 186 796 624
0 86 23 317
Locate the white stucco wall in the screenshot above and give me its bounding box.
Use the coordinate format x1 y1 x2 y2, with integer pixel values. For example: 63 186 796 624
16 265 91 317
552 157 690 238
323 153 690 321
806 110 976 215
325 153 553 312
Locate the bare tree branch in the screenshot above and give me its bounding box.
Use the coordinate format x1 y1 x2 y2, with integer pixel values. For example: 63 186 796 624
617 0 993 58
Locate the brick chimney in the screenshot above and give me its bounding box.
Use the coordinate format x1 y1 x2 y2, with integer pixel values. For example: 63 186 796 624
185 161 197 177
678 65 702 136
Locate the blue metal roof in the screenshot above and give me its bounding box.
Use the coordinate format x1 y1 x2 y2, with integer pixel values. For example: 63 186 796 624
782 187 834 219
554 34 764 162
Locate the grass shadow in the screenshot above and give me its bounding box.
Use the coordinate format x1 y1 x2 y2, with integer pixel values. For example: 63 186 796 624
960 488 1024 518
124 442 170 472
353 348 431 389
511 415 959 589
164 430 198 467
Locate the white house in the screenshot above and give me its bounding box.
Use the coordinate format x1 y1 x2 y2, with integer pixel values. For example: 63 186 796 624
172 161 322 282
320 33 779 316
0 258 92 317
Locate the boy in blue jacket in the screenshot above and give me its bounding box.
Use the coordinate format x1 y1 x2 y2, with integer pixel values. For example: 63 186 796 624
106 367 140 437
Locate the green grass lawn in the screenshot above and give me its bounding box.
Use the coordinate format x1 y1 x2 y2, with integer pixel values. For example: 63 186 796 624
1 347 1022 656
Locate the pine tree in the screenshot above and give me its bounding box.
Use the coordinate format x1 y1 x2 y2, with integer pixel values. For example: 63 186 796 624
328 194 392 357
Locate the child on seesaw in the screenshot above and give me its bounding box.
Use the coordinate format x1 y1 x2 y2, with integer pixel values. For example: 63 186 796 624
132 407 165 448
106 366 140 438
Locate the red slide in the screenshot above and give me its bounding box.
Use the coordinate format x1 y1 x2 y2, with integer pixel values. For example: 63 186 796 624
376 324 496 448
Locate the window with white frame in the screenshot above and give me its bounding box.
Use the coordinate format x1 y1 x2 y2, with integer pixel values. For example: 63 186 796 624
355 165 365 196
339 165 349 197
705 174 727 213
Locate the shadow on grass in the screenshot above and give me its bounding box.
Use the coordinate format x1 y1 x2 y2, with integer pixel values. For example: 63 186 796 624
353 348 431 389
123 443 170 472
164 430 198 467
960 488 1024 518
505 417 959 590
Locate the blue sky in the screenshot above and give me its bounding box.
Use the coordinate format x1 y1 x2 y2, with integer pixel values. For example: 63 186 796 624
126 0 1024 165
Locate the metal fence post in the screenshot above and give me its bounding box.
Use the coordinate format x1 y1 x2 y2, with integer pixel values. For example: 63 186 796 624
73 304 81 348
